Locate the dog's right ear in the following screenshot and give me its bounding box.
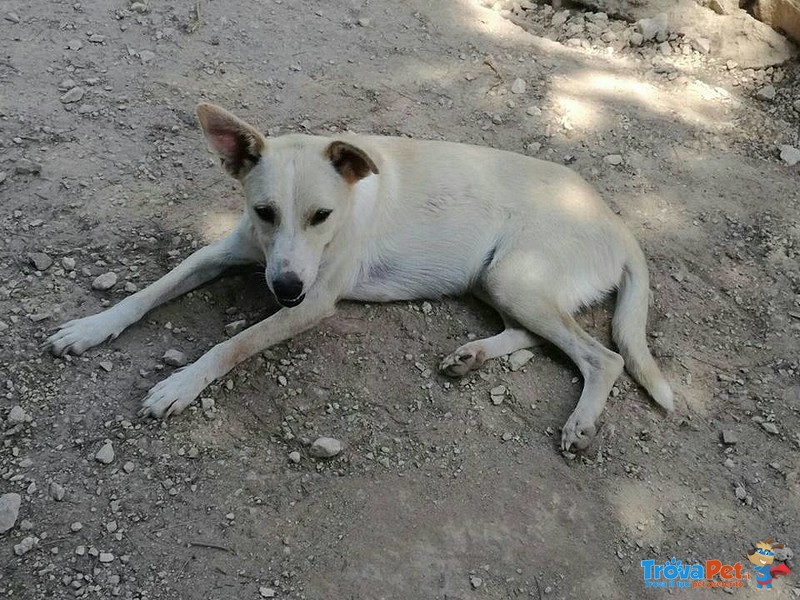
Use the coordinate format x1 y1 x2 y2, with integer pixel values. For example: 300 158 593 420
196 103 266 178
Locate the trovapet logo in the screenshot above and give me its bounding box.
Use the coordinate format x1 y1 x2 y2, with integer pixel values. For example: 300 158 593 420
640 558 749 589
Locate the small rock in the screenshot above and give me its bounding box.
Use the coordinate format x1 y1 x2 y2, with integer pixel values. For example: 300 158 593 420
95 441 115 464
501 432 513 442
77 104 98 115
99 552 114 563
511 77 527 94
735 485 747 500
186 447 199 459
201 397 215 411
162 349 188 367
636 13 668 41
88 33 105 43
490 385 506 396
0 171 6 184
225 319 246 336
525 106 541 116
509 349 534 371
8 405 29 424
139 50 156 64
259 587 276 598
421 301 433 315
5 12 20 23
67 39 83 51
49 482 66 501
357 17 371 27
61 257 76 270
629 31 644 47
14 536 37 556
309 437 343 458
0 493 22 533
756 85 776 101
60 86 85 104
761 422 779 435
28 252 53 271
123 461 135 473
604 154 623 166
70 521 83 532
130 2 148 12
470 575 483 589
288 451 301 464
691 37 711 54
774 546 793 562
14 159 42 175
778 145 800 166
720 430 738 445
92 272 118 290
99 361 113 372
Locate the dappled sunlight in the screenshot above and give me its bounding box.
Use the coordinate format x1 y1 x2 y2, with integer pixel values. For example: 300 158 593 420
200 210 240 242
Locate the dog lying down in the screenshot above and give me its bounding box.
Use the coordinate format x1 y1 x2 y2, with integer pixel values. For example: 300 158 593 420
46 102 673 451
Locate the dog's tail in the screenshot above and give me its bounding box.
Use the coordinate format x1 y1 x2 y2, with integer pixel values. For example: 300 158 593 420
612 244 674 411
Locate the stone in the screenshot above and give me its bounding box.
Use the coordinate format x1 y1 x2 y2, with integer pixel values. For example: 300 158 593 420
8 405 29 424
162 349 188 367
123 461 135 473
88 33 105 43
201 397 215 411
754 0 800 44
95 441 115 464
99 552 114 563
490 385 507 396
14 159 42 175
288 451 301 463
629 31 644 47
0 493 21 533
720 430 738 445
357 17 371 27
761 422 779 434
509 349 534 371
709 0 739 14
735 485 747 500
225 319 246 336
778 145 800 166
139 50 156 64
71 521 83 532
604 154 623 166
67 39 83 51
470 575 483 589
99 361 113 372
511 78 527 94
774 545 793 561
309 437 343 458
14 536 37 556
5 12 20 23
92 272 117 290
28 252 53 271
61 257 76 270
60 86 85 104
691 37 712 54
636 13 668 41
259 587 276 598
49 482 66 501
756 84 777 100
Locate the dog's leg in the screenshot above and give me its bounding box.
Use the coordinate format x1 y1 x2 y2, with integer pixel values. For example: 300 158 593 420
139 299 336 418
47 221 260 356
484 268 623 451
439 325 540 377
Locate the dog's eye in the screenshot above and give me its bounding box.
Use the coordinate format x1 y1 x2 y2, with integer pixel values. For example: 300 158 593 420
254 205 277 224
310 208 332 226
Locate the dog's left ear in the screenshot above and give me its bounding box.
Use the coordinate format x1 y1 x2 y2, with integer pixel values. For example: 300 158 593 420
196 103 266 178
325 141 379 185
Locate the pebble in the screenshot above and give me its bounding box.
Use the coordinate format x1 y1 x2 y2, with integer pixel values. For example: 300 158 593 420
99 361 113 372
49 482 66 501
139 50 156 64
734 485 747 500
14 536 37 556
95 441 115 464
309 437 343 458
99 552 114 563
604 154 623 166
288 451 301 463
70 521 83 532
28 252 53 271
60 86 85 103
509 349 534 371
720 430 738 445
61 256 76 270
511 78 527 94
8 405 29 424
92 272 118 290
629 31 644 47
67 39 83 51
162 348 188 367
0 493 22 533
756 85 776 101
88 33 105 43
636 13 668 41
470 575 483 589
357 17 371 27
774 546 793 561
761 422 779 435
0 171 6 184
501 432 514 441
259 587 276 598
186 447 199 459
123 461 135 473
5 12 20 23
691 37 711 54
201 397 215 411
225 319 246 336
14 159 42 175
778 145 800 166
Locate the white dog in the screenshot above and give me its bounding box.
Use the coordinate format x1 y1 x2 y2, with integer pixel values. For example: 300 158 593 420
47 103 673 451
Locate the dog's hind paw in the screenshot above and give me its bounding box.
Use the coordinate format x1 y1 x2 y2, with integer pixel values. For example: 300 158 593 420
439 345 486 377
139 369 203 419
560 411 597 451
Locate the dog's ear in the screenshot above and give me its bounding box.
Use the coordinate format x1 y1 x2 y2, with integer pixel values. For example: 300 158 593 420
196 103 266 178
325 141 379 185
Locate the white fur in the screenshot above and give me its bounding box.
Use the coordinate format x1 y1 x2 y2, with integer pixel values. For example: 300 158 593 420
46 103 673 452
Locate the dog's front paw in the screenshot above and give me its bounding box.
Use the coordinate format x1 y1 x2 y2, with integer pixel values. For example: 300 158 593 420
439 345 486 377
560 410 597 452
46 312 125 356
139 369 204 419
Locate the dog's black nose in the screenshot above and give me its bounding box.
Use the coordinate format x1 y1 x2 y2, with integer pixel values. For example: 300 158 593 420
272 273 304 306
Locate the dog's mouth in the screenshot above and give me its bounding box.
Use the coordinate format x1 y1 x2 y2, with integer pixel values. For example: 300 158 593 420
276 294 305 308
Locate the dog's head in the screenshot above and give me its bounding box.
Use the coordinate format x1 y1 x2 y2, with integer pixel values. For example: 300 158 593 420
196 103 379 308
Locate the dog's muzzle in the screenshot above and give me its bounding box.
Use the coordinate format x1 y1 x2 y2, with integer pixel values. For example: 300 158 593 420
272 273 305 308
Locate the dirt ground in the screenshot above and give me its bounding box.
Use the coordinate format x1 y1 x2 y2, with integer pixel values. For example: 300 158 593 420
1 0 799 598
